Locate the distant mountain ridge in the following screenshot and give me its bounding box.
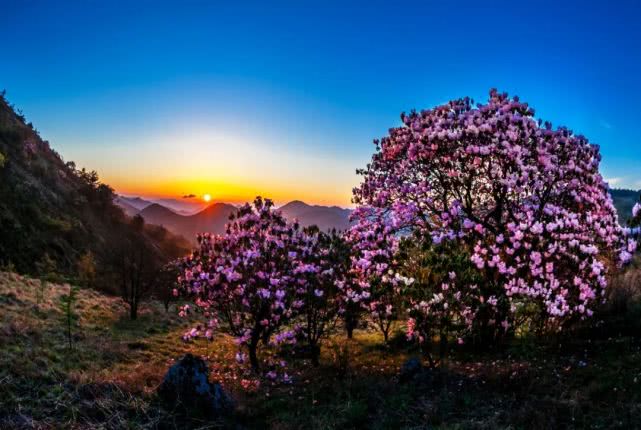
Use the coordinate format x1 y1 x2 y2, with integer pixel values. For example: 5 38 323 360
138 202 237 243
610 188 640 225
117 195 206 215
115 197 353 243
278 200 352 232
115 189 637 243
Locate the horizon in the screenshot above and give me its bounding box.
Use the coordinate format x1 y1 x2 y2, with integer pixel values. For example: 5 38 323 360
118 193 355 211
2 1 641 205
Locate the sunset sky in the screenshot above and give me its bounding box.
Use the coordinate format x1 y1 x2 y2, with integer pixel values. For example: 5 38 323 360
2 1 640 206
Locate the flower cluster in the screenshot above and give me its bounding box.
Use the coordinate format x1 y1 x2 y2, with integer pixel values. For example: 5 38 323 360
630 202 641 231
177 197 309 372
177 197 353 373
346 206 404 342
353 89 632 334
295 227 353 364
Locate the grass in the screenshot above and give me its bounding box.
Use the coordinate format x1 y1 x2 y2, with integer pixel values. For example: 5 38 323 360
1 271 641 429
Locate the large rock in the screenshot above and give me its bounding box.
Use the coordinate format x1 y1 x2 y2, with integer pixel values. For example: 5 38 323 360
158 354 233 418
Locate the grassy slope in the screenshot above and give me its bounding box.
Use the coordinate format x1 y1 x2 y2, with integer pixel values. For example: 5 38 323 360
1 271 641 429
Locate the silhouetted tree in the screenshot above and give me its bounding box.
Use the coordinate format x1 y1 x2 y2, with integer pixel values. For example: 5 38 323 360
111 226 160 320
156 262 180 312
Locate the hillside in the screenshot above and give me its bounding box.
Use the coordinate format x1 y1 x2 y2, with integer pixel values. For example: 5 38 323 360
0 94 191 281
2 270 641 429
610 188 640 225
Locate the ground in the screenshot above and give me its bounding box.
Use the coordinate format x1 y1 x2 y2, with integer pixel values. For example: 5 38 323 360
1 271 640 429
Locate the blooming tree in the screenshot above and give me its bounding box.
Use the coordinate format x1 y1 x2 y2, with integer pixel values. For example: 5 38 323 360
295 227 351 365
353 89 632 343
398 236 496 365
346 206 404 343
177 197 307 372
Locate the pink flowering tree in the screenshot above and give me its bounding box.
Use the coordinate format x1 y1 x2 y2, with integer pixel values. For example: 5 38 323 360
347 206 404 343
295 227 352 365
177 197 307 372
353 89 632 344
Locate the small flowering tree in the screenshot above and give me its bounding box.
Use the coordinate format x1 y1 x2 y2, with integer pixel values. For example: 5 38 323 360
398 236 487 366
353 89 632 344
177 197 306 372
295 227 351 366
347 206 403 343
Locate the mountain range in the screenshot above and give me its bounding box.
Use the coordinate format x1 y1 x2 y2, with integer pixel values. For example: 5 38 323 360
116 189 640 244
115 195 206 215
115 196 353 243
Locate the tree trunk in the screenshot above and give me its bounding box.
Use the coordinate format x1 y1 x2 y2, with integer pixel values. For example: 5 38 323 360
310 344 320 367
130 300 138 320
346 326 354 339
439 332 448 364
422 344 436 369
249 342 259 372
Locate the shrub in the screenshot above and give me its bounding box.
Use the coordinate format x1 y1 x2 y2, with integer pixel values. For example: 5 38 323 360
178 197 309 373
398 235 486 365
346 206 403 343
296 227 352 365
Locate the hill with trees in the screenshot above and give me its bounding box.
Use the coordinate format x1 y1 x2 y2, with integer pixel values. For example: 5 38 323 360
0 93 191 298
610 188 641 225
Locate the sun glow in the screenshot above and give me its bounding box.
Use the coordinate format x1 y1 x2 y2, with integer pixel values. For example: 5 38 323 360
203 194 212 202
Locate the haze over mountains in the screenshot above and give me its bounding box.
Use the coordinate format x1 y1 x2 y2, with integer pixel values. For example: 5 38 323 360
115 195 206 215
115 196 353 243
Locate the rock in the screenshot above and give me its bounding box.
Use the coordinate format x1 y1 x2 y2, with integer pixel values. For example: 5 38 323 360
158 354 233 418
399 357 423 383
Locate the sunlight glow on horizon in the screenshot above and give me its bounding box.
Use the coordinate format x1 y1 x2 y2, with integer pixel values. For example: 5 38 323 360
83 120 365 207
3 1 640 204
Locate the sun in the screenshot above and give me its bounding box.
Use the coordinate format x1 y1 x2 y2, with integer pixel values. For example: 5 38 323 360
203 194 212 202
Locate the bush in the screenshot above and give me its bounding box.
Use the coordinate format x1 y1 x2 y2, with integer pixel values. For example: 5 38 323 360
351 89 634 346
178 197 310 373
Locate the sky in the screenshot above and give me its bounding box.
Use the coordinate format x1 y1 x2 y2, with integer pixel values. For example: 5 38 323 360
1 0 640 206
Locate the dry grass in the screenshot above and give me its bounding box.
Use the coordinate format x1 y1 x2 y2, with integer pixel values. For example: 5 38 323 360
2 270 641 429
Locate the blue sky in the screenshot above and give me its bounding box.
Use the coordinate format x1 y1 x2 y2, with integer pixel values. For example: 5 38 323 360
1 0 640 205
